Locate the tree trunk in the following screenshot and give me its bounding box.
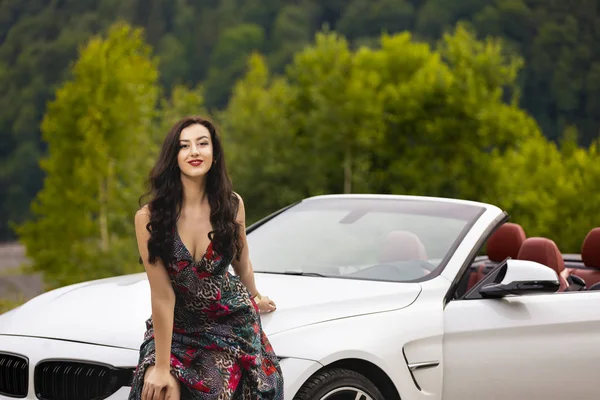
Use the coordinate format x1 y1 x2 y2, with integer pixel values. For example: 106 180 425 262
344 147 352 194
99 160 113 252
99 178 109 252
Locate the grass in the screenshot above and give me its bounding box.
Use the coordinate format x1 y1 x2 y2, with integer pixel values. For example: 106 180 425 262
0 297 24 314
0 260 35 314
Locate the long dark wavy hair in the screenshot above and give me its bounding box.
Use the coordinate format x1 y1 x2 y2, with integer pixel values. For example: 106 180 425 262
140 116 242 266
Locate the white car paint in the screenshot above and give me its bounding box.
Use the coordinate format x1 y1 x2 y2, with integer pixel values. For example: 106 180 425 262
443 260 600 399
0 335 139 399
1 194 599 400
0 273 422 349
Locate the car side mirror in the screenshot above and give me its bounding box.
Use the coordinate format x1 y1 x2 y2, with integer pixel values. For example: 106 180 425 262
478 259 560 299
565 274 586 291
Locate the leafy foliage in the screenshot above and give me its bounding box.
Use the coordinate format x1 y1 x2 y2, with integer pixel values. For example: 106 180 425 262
1 2 600 290
0 298 22 315
2 0 600 243
223 25 600 253
16 23 159 288
486 128 600 252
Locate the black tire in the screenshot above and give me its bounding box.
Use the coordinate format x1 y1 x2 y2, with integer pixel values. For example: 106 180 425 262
293 368 384 400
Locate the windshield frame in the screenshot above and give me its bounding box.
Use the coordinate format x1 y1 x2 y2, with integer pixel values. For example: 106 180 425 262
246 195 487 283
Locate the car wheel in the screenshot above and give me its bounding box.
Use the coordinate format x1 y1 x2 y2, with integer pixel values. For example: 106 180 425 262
293 368 384 400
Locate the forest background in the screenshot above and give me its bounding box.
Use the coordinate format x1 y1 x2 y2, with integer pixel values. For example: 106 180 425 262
1 0 599 310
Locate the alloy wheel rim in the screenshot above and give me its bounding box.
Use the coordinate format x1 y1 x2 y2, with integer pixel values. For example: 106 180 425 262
319 386 374 400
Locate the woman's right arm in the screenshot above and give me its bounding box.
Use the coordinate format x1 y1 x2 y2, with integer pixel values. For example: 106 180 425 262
134 207 177 399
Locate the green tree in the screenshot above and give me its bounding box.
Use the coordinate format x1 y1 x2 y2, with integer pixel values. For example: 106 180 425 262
337 0 415 41
487 127 600 252
286 31 386 194
0 1 111 241
16 22 159 289
204 23 265 109
268 3 316 71
220 54 301 223
154 84 208 146
223 25 538 217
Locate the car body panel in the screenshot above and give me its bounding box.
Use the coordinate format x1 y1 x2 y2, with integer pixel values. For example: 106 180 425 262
0 334 323 400
268 276 453 400
443 291 600 399
278 358 323 400
0 273 422 350
0 335 139 400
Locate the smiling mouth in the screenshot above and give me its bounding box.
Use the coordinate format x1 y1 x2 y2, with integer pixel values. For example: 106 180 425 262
188 160 203 166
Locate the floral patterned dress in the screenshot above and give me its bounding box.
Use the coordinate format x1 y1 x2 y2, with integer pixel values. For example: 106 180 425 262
128 227 284 399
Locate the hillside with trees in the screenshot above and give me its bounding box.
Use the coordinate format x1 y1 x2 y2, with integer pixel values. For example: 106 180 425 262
1 1 599 291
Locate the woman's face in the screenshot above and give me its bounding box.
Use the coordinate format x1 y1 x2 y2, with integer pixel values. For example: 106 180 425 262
177 123 214 179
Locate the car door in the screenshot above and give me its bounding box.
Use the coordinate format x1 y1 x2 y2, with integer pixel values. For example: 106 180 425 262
442 286 600 399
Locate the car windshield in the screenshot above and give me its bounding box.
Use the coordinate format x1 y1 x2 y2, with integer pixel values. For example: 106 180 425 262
246 197 485 282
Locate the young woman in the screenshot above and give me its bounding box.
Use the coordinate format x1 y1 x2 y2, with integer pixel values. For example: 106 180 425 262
128 116 283 400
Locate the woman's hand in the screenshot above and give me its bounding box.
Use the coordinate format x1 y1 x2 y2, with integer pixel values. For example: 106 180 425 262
142 366 179 400
257 295 277 313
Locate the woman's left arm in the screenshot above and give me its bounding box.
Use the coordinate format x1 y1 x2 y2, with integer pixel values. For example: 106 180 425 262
231 193 276 313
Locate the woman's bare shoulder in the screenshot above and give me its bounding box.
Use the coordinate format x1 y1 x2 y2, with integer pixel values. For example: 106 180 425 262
232 191 244 205
135 204 151 224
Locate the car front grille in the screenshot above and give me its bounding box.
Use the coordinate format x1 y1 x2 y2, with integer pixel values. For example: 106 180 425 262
35 361 133 400
0 352 28 398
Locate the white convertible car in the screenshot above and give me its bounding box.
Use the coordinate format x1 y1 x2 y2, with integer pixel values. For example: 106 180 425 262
1 194 599 400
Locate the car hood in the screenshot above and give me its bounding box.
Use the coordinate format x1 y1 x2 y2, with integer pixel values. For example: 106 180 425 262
0 272 421 350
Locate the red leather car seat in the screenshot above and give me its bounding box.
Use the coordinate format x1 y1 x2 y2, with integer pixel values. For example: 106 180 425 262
487 223 527 262
467 223 527 290
517 237 568 292
571 228 600 287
